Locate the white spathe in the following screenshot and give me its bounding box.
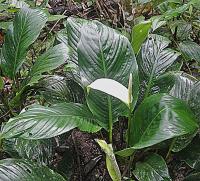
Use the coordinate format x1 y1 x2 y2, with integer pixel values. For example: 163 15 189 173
88 78 131 106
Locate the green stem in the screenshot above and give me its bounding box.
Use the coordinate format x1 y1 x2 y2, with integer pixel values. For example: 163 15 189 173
122 152 135 177
127 109 132 146
166 138 176 160
0 135 2 152
108 96 113 143
144 73 154 99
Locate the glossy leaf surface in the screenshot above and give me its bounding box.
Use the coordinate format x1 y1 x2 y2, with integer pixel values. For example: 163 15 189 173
0 159 66 181
170 73 196 101
39 75 84 104
138 34 179 97
77 21 138 128
2 103 101 139
1 7 47 78
133 154 171 181
131 21 152 54
179 41 200 63
170 74 198 152
139 34 179 78
14 138 53 165
129 94 198 149
66 17 89 66
27 43 68 85
188 81 200 123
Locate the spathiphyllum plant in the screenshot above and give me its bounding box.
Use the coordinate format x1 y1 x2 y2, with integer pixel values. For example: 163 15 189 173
0 2 200 181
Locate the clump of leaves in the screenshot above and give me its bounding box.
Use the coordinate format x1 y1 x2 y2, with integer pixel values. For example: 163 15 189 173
0 2 200 181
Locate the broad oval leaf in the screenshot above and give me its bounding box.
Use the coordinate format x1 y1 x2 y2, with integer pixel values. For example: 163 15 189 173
138 34 180 97
172 133 197 153
188 81 200 123
151 72 177 94
129 94 198 149
170 73 196 101
88 78 131 106
169 73 198 152
0 159 66 180
131 21 152 54
39 75 84 104
179 41 200 63
14 138 53 165
96 139 121 181
2 103 101 139
133 154 171 181
66 17 89 66
3 138 53 165
26 43 69 85
1 7 47 78
77 21 139 129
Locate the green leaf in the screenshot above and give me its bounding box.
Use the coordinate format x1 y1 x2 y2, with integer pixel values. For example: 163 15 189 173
63 18 91 83
179 137 200 170
184 172 200 181
96 139 121 181
169 20 192 41
188 81 200 123
151 72 176 94
14 138 53 165
172 133 197 153
66 17 90 67
1 7 47 78
115 147 135 157
169 74 198 152
131 21 152 54
2 103 101 139
39 75 85 104
176 22 192 41
133 154 171 181
0 76 3 90
0 159 66 180
56 29 68 46
179 41 200 63
129 94 198 149
8 0 29 8
151 16 166 31
169 73 196 101
163 4 189 19
88 78 131 107
3 138 53 165
138 34 180 98
77 21 139 129
26 43 68 85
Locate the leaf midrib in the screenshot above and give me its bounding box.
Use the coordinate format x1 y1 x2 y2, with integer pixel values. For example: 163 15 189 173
144 40 162 97
15 113 95 120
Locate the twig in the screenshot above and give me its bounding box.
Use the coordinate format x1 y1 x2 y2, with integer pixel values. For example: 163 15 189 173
41 9 67 45
0 110 10 120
